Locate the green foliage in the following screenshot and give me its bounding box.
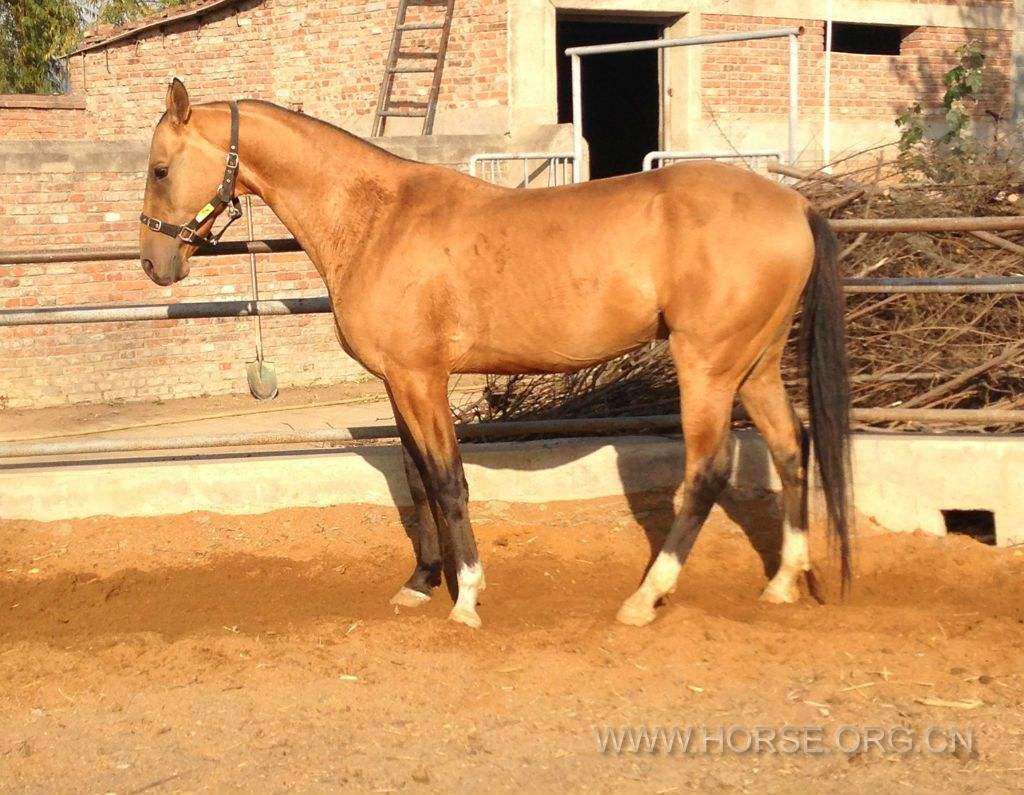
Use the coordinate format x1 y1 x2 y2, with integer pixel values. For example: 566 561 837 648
0 0 186 93
895 41 988 179
0 0 81 93
95 0 184 27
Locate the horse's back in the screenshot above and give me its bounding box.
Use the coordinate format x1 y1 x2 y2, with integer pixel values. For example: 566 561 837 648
352 159 815 375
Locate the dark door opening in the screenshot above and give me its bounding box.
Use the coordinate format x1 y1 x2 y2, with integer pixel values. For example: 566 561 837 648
556 17 663 180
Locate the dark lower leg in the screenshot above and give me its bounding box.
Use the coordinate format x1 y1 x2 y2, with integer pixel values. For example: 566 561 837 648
395 445 442 600
387 374 484 627
741 371 812 603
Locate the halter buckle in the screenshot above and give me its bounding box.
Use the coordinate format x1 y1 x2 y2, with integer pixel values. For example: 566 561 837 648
226 152 239 169
177 226 205 245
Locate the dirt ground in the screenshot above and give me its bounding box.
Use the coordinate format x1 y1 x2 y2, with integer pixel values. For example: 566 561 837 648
0 492 1022 793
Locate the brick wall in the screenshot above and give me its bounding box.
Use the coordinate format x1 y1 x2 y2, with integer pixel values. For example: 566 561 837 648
0 0 509 143
700 15 1012 144
0 0 1017 408
0 151 365 407
0 0 511 408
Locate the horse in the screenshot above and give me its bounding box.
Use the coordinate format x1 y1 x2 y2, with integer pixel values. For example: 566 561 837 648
139 79 851 629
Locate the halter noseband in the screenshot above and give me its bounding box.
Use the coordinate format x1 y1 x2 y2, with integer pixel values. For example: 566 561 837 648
139 100 242 247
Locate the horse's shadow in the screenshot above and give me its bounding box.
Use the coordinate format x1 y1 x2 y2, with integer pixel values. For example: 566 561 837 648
366 426 784 583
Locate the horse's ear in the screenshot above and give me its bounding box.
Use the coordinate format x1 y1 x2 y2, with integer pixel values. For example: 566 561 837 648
166 78 191 125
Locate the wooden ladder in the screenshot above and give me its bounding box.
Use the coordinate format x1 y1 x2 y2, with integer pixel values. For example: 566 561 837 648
372 0 456 136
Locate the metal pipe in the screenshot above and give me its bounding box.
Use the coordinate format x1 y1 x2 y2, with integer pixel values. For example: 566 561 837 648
845 279 1024 294
7 276 1024 327
0 415 684 459
6 215 1024 271
2 407 1020 460
832 216 1024 233
788 32 799 165
571 53 583 183
0 237 302 265
564 27 803 56
823 0 833 168
0 297 331 327
566 27 802 183
244 196 267 363
642 150 783 171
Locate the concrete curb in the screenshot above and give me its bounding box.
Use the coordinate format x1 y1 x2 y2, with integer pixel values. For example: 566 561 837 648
2 431 1021 547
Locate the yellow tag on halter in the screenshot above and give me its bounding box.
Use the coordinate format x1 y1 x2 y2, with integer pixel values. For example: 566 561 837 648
194 203 216 222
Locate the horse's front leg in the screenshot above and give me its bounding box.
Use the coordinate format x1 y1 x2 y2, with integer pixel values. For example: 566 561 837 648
389 430 443 607
386 371 484 628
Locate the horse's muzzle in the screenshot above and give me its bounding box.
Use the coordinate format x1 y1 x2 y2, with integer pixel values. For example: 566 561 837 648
141 256 186 287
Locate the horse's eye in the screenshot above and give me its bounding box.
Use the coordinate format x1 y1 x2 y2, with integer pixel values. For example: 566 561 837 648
153 166 168 179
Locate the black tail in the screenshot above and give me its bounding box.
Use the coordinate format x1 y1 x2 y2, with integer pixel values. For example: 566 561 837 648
801 208 852 593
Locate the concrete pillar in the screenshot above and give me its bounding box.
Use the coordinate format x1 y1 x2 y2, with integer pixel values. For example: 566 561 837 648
1014 0 1024 122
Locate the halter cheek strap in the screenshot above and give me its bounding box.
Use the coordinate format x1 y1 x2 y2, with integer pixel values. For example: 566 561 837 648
140 100 242 247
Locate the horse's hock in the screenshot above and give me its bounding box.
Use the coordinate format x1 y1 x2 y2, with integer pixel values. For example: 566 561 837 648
4 430 1022 548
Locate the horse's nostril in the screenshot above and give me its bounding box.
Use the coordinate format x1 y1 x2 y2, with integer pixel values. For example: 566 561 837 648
141 258 154 275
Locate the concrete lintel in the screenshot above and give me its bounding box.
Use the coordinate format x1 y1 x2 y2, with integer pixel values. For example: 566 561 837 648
3 431 1022 547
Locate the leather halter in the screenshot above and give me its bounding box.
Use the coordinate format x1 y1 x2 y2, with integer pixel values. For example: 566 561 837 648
139 100 242 246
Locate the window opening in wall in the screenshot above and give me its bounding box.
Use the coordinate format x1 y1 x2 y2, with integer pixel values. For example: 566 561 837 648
830 23 910 56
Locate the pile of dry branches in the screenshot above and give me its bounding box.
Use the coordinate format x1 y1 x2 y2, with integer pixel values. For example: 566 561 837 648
453 141 1024 430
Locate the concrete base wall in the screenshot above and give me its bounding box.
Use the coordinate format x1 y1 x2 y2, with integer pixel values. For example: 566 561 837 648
3 430 1021 547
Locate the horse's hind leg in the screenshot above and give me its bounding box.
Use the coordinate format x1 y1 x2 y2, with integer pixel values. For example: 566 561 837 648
738 346 811 604
386 371 484 628
389 438 443 607
617 334 736 626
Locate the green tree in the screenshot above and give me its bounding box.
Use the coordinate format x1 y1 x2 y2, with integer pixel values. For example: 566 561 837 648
0 0 187 94
0 0 81 93
95 0 184 26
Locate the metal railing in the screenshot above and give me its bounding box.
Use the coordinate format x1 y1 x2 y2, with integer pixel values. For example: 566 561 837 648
4 212 1024 456
468 152 575 188
6 215 1024 329
566 27 802 181
2 408 1023 460
642 150 784 174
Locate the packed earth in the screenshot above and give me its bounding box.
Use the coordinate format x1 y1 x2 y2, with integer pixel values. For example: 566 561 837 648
1 492 1022 792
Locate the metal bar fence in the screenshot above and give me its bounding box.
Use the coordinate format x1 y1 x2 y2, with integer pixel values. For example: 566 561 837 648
2 408 1022 460
565 27 803 180
4 213 1024 456
467 152 575 188
642 150 784 172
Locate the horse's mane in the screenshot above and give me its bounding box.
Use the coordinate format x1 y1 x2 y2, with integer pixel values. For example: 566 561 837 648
241 98 405 161
194 98 408 162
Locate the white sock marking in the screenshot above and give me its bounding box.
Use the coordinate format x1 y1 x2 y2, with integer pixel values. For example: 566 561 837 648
763 521 810 601
449 561 484 627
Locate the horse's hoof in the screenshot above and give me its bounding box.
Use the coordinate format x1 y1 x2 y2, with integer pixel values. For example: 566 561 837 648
390 587 430 608
448 605 482 629
760 579 799 604
616 598 657 627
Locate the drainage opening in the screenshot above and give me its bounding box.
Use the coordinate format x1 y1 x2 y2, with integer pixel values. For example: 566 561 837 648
941 509 996 545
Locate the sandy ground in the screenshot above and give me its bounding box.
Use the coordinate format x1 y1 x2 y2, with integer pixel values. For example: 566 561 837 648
1 492 1022 793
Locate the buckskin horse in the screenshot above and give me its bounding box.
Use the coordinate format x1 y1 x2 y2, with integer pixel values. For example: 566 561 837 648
139 79 850 629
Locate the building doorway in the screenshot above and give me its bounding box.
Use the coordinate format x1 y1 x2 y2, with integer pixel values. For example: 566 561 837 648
556 16 664 179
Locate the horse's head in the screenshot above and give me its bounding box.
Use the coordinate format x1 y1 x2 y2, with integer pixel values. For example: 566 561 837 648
139 79 241 286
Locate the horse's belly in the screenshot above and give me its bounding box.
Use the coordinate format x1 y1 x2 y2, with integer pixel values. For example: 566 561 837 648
454 310 660 375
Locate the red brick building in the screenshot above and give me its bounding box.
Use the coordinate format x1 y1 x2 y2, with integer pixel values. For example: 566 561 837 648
0 0 1017 407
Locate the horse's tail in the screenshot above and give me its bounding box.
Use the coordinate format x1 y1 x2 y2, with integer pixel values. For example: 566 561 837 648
801 207 852 593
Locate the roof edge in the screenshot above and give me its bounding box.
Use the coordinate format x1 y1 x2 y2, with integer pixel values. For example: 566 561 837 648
68 0 245 57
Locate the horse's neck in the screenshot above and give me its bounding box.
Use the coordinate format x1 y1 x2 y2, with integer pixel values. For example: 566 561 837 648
229 103 405 273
